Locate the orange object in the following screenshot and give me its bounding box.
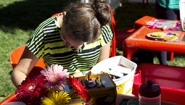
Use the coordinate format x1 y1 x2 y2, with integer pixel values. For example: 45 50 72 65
0 94 17 105
123 26 185 60
51 12 62 17
134 15 156 29
109 5 116 57
134 16 175 61
133 63 185 105
9 45 45 69
115 28 136 46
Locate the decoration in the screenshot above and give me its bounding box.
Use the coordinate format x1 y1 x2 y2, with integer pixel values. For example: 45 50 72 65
15 64 116 105
146 32 178 42
40 64 69 90
15 64 90 105
16 75 47 105
146 19 181 31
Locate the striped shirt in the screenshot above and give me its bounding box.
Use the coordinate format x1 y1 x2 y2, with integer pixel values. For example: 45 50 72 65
26 17 113 74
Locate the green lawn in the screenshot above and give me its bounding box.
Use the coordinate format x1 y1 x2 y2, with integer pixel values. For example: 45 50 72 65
0 0 185 102
0 0 76 101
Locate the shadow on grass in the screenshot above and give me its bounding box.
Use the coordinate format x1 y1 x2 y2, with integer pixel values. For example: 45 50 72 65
0 0 75 33
114 2 156 30
0 1 156 32
0 0 157 33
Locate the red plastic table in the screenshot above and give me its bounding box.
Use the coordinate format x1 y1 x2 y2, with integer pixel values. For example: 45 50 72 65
134 15 156 29
123 25 185 60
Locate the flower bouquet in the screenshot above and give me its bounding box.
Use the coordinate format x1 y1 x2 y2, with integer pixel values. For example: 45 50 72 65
15 64 117 105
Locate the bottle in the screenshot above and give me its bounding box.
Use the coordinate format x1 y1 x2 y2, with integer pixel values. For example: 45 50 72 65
139 80 161 105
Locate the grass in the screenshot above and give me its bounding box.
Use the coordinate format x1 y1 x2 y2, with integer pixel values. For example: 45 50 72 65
0 0 185 102
0 0 76 101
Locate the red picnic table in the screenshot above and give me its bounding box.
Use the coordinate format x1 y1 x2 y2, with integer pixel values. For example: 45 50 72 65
123 25 185 60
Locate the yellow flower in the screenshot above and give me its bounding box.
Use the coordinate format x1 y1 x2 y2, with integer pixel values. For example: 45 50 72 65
41 90 71 105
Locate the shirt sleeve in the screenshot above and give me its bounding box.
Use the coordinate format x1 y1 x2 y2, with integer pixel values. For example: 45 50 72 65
26 20 48 58
100 24 113 46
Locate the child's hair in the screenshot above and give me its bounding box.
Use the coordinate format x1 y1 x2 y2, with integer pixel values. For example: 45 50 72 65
63 0 111 42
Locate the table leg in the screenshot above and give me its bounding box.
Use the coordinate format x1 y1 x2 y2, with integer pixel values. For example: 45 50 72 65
123 47 138 60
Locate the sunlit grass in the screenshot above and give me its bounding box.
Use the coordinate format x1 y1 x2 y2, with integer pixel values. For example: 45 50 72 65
0 28 29 100
0 0 77 101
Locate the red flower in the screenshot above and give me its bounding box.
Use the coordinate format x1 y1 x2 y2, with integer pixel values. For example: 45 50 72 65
67 76 91 102
15 75 47 104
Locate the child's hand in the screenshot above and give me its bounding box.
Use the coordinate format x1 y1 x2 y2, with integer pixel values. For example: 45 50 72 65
72 71 91 77
72 71 84 77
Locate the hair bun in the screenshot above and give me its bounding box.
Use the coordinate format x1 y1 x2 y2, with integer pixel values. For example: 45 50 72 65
94 0 106 4
93 0 111 26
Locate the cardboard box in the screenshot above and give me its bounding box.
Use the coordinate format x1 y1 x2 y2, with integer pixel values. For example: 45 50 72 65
68 74 117 105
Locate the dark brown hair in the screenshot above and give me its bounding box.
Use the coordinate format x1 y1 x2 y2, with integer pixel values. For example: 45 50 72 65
63 0 111 43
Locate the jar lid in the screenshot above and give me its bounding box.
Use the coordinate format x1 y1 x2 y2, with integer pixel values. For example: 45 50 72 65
139 80 161 98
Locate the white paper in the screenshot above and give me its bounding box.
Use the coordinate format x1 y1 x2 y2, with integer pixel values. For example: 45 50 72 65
179 0 185 31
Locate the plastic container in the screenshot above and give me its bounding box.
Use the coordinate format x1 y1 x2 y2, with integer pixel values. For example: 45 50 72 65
139 80 161 105
2 102 26 105
132 63 185 105
179 0 185 31
91 56 137 95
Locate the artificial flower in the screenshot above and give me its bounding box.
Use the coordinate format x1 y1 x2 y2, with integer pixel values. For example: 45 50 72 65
67 76 91 102
41 90 71 105
15 64 94 105
40 64 69 90
16 75 47 105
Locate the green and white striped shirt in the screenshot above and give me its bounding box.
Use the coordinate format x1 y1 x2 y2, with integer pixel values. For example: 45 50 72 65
26 17 113 74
